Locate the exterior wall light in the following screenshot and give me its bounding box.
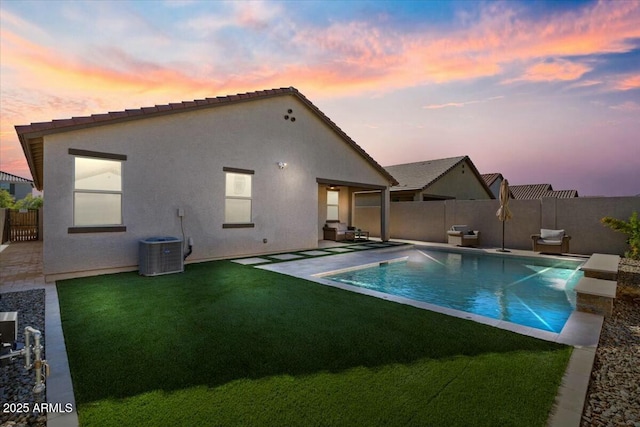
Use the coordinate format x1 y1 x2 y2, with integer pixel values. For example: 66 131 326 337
277 162 288 169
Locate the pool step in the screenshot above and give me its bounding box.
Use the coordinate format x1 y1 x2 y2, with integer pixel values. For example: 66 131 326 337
580 253 620 281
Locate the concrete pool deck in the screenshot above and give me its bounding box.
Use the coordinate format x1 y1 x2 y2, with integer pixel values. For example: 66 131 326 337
256 240 604 427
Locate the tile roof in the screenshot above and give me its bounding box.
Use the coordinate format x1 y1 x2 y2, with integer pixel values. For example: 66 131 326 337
510 184 579 199
510 184 553 199
386 156 467 191
547 189 579 198
0 170 34 185
385 155 494 198
481 173 502 187
16 87 398 190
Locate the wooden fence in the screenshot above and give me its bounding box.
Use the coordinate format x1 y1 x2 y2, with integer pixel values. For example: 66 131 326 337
8 209 39 242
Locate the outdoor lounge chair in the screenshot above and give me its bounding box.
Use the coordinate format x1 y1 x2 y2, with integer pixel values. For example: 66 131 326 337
323 222 348 241
447 225 480 247
531 229 571 254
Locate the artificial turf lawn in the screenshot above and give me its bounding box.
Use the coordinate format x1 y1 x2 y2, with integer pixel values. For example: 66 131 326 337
57 260 573 426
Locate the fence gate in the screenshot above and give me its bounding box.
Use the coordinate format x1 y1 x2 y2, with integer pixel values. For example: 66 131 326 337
8 209 39 242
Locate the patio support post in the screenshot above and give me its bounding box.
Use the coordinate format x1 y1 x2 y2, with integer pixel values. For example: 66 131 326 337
380 187 390 241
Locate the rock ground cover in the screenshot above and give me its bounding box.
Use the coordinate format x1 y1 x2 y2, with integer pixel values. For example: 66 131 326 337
581 258 640 427
0 289 47 427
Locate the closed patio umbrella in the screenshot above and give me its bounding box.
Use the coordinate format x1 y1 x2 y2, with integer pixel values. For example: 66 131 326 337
496 179 512 252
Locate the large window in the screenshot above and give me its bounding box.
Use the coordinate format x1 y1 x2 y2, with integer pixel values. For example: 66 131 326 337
72 150 124 228
224 168 253 226
327 189 339 221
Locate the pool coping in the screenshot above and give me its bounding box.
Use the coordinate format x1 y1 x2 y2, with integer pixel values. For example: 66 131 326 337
257 243 603 427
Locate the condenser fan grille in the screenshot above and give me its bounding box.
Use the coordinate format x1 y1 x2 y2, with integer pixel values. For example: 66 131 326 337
139 237 184 276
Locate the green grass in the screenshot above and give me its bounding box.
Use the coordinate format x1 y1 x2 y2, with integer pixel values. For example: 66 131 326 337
57 261 572 426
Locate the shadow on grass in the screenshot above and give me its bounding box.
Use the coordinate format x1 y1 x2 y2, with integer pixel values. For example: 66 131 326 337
57 260 569 404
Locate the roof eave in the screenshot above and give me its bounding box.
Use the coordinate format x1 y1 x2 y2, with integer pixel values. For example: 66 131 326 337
17 132 42 191
15 87 398 190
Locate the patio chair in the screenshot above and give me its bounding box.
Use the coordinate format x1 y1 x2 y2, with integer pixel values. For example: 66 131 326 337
531 229 571 254
323 222 348 241
447 225 480 247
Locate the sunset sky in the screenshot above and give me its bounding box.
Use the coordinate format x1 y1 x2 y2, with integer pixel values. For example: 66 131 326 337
1 0 639 196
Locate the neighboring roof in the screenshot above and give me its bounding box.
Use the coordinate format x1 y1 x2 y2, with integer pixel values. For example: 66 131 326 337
481 173 516 198
546 189 579 198
481 173 502 188
16 87 398 190
510 184 579 199
385 156 495 198
0 170 34 186
386 156 465 191
510 184 552 199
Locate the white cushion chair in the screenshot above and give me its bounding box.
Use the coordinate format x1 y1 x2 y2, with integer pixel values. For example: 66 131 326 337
323 222 349 241
531 229 571 254
447 225 481 247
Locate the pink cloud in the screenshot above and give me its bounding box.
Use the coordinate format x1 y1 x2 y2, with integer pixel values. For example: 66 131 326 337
510 59 591 83
609 101 640 112
613 74 640 91
423 96 504 109
2 1 639 104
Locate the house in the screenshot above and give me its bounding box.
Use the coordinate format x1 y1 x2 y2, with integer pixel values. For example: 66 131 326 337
16 87 398 281
384 156 494 201
481 173 510 199
0 171 34 201
510 183 579 199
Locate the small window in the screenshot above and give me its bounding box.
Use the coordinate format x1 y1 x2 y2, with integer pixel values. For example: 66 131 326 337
225 171 253 224
73 156 123 226
327 190 339 221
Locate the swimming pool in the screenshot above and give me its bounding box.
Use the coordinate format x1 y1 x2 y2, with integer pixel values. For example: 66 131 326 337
325 249 584 333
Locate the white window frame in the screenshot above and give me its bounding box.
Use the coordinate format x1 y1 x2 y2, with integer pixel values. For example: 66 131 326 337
68 148 126 233
327 189 339 221
223 167 254 228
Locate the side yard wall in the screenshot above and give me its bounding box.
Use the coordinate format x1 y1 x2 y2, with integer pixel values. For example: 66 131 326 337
354 196 640 255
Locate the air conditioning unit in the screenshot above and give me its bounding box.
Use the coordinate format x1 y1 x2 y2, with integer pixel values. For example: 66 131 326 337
0 311 18 346
139 237 184 276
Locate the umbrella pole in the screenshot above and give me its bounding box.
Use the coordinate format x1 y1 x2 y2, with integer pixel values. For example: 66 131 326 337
498 219 510 252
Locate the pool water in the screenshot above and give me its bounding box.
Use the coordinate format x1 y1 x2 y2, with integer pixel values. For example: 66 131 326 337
326 249 584 333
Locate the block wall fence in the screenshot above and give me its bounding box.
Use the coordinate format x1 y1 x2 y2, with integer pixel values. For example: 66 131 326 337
354 196 640 256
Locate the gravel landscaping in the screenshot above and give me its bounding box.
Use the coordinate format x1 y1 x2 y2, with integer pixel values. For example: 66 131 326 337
581 259 640 427
0 289 47 427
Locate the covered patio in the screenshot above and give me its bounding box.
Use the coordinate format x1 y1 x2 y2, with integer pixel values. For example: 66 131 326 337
317 178 390 243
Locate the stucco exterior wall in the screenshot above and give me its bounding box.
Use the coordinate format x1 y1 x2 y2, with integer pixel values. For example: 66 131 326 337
355 197 640 255
422 161 491 200
487 178 502 199
42 96 390 279
0 182 33 201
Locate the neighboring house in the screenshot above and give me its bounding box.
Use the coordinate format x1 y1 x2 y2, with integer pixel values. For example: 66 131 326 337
0 170 34 201
481 173 510 199
384 156 495 202
510 184 579 199
16 87 398 281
